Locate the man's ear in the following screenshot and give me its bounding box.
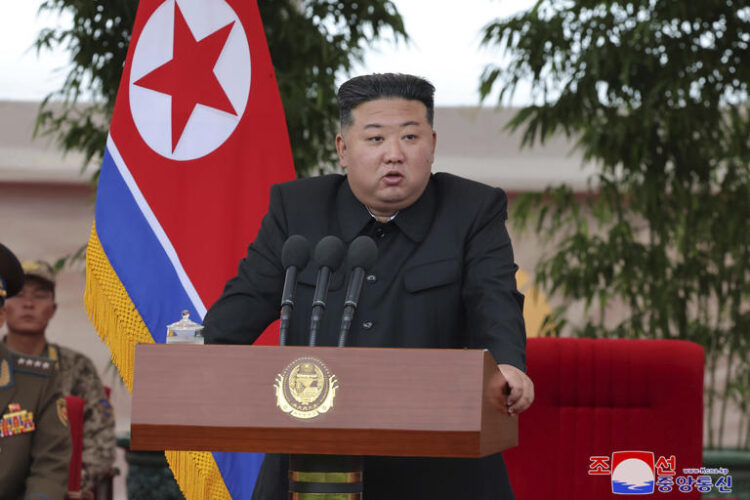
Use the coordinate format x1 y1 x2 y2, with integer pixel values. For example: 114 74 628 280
335 134 348 169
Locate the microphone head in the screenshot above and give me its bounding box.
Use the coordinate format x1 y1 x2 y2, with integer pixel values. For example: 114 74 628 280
282 235 311 270
314 235 346 271
347 236 378 271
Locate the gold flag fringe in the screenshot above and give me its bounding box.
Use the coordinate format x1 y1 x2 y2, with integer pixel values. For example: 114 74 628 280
84 222 152 391
85 222 232 500
165 450 236 499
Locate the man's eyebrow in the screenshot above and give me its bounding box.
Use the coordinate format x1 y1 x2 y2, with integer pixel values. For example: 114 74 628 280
363 120 421 129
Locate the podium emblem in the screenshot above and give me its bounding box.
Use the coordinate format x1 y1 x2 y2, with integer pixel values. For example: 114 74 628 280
275 357 338 419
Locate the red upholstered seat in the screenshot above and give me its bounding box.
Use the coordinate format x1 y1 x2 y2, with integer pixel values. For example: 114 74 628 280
504 338 704 499
65 395 85 497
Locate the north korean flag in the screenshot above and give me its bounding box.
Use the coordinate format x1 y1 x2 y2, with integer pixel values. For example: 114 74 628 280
91 0 295 497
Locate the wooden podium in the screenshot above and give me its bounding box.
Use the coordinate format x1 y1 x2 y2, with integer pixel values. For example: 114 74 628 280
130 344 517 458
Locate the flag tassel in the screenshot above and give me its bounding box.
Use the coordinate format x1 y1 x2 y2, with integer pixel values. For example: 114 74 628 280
84 222 232 500
84 221 151 390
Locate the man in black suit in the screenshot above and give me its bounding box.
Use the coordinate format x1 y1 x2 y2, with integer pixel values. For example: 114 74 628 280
203 73 534 499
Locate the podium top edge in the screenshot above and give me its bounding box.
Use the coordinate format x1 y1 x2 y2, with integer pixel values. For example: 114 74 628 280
135 344 492 355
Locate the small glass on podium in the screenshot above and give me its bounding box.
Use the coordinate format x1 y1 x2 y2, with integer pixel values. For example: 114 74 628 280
166 310 204 344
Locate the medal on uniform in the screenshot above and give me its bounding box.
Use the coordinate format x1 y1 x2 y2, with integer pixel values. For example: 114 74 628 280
0 403 36 438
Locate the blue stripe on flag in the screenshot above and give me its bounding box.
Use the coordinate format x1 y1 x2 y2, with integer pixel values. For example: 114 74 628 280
95 147 198 343
214 452 265 499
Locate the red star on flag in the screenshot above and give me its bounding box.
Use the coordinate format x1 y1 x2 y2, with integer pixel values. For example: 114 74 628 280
134 3 237 152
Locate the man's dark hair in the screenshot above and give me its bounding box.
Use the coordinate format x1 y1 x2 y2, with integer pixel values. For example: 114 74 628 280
337 73 435 129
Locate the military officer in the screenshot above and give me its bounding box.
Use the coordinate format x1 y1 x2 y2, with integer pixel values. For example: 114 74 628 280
0 243 70 500
4 259 115 493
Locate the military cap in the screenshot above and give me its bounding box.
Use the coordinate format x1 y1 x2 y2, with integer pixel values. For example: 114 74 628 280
0 243 24 306
21 259 56 291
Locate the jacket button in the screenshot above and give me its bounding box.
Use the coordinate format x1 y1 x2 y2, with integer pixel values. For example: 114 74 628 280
362 321 374 330
366 274 377 283
375 227 385 238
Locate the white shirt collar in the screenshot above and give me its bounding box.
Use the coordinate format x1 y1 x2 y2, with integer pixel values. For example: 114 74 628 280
365 206 398 222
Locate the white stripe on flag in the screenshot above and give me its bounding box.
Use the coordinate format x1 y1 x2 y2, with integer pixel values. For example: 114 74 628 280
106 134 208 319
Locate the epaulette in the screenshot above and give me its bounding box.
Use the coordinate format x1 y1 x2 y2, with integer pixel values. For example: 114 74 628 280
0 358 11 388
13 353 55 377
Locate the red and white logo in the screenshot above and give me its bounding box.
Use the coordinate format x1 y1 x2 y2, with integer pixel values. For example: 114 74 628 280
611 451 655 495
128 0 251 160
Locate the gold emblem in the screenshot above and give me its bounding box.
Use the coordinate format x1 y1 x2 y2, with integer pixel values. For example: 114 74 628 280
274 357 338 419
56 398 68 427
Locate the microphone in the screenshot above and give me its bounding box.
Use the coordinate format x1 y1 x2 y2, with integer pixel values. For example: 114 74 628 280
279 235 311 346
338 236 378 347
308 236 346 346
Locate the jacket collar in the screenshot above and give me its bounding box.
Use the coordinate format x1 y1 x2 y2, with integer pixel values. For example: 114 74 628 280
1 335 52 359
337 175 436 243
337 179 372 242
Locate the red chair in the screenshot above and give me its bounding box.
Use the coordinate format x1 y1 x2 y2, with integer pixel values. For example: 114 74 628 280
504 338 704 499
65 395 85 499
66 388 115 500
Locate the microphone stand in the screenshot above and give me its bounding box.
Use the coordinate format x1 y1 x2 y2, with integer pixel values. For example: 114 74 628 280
338 267 365 347
278 235 310 346
308 266 331 347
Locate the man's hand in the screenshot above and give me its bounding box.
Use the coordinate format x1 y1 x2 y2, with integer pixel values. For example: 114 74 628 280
492 364 534 416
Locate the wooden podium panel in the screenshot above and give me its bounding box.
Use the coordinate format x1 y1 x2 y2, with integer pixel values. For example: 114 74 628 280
131 344 517 457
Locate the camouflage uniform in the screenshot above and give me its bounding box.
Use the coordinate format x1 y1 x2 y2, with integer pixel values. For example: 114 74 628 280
0 342 71 500
46 343 115 493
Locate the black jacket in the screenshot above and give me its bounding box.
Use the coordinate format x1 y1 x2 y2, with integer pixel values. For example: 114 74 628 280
204 173 526 499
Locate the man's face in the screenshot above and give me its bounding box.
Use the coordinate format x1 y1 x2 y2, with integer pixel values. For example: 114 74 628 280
336 98 436 217
4 280 56 336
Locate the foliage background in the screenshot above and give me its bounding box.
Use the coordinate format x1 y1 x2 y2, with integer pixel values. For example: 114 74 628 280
479 0 750 449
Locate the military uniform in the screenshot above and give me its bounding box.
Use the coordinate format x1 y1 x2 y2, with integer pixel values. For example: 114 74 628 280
0 342 71 500
0 244 70 500
4 257 115 494
46 343 115 492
